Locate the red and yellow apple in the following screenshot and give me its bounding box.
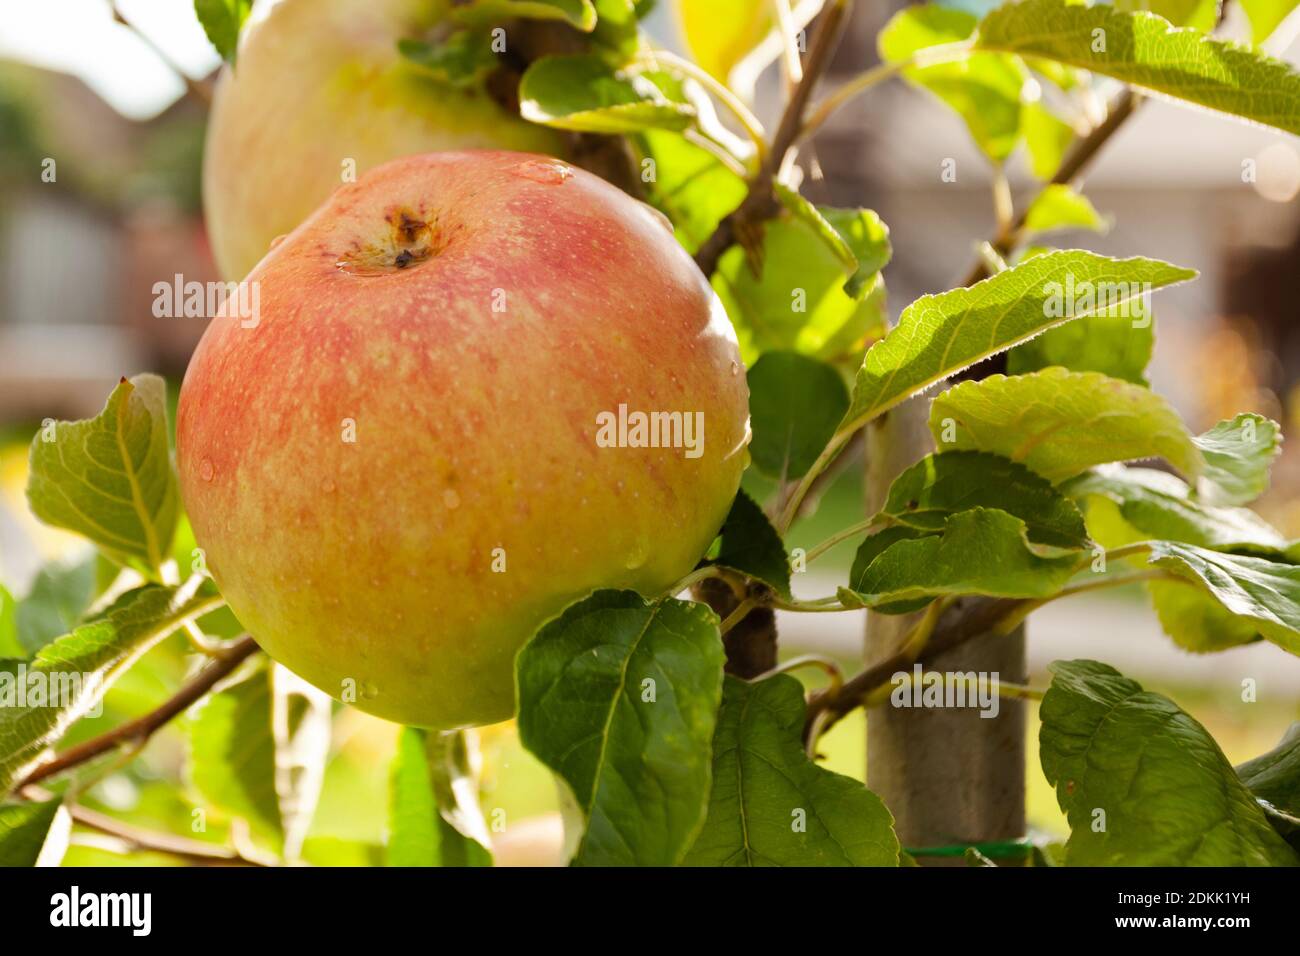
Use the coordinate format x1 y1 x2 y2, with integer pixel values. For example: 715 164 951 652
177 151 750 729
203 0 568 280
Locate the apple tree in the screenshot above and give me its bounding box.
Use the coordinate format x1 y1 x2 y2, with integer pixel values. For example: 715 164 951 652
2 0 1300 868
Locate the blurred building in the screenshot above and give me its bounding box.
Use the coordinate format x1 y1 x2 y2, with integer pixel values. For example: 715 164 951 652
0 59 214 421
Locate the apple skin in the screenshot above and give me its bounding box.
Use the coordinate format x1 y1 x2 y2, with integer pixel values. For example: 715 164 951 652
177 151 750 729
203 0 569 281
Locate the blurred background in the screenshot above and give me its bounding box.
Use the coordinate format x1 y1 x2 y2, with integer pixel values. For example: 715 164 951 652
2 0 1299 864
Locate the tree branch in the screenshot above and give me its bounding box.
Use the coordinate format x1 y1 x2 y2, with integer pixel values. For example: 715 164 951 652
68 802 270 866
959 88 1141 287
804 595 1025 742
14 635 260 790
694 0 854 277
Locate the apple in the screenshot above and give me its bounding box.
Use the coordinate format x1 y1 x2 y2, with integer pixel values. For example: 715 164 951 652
177 150 750 729
203 0 569 281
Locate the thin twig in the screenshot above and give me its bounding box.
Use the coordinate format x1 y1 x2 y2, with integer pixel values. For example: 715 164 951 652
797 40 973 143
19 783 271 866
760 654 844 695
634 49 767 165
804 595 1024 742
69 803 270 866
959 89 1141 286
771 0 805 94
15 636 260 790
111 2 214 106
802 559 1186 741
693 0 854 277
720 596 760 634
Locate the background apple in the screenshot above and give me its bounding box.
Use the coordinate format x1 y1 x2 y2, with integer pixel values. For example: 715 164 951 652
203 0 570 280
177 150 750 729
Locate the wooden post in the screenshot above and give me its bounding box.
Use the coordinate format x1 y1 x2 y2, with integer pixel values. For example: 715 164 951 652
799 0 1030 862
864 399 1027 858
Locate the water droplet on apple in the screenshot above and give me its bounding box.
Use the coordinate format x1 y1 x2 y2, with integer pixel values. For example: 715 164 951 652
625 541 649 570
513 159 574 185
199 458 215 482
269 233 288 250
360 681 380 700
443 489 461 509
639 201 675 234
730 361 740 376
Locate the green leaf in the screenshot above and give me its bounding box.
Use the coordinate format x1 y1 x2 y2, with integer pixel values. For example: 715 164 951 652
840 251 1196 440
683 675 899 866
880 4 1026 161
301 836 385 867
775 185 857 274
188 664 327 860
1193 413 1282 506
773 189 893 299
976 0 1300 137
1 578 220 795
747 351 850 481
1063 465 1289 553
388 728 493 867
1006 311 1153 385
1115 0 1219 31
929 368 1201 483
13 555 99 656
519 55 695 133
714 218 888 365
1022 184 1109 238
1040 659 1299 865
712 490 791 599
1022 101 1074 180
825 208 892 299
843 508 1082 607
1237 723 1300 845
188 666 281 843
846 526 934 615
1064 479 1271 652
1148 579 1260 653
516 590 724 866
592 0 642 55
881 451 1089 549
1147 542 1300 656
451 0 597 31
397 32 498 89
638 130 746 253
0 797 69 867
187 662 329 860
1240 0 1300 44
193 0 252 65
0 584 19 660
26 374 178 577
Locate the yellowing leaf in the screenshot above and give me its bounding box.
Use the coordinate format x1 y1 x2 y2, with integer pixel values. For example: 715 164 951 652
929 368 1201 483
